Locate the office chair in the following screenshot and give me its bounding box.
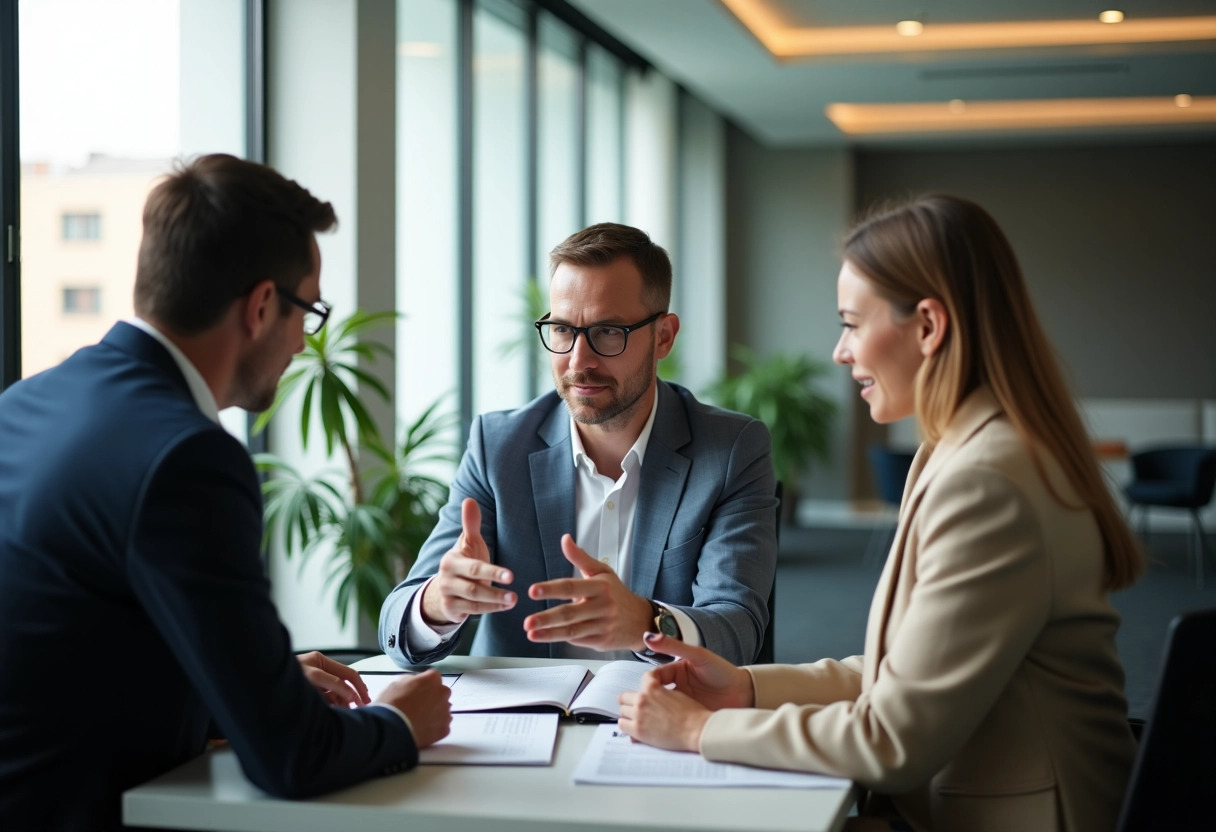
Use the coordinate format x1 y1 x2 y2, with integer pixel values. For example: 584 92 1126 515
1115 608 1216 832
863 445 916 569
1123 446 1216 589
755 481 781 664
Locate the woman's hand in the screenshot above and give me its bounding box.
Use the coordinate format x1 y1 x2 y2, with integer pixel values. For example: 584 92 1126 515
296 651 370 708
618 673 712 751
640 632 756 710
617 632 756 751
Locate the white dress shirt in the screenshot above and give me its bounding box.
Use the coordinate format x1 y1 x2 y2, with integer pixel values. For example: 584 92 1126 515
408 392 701 662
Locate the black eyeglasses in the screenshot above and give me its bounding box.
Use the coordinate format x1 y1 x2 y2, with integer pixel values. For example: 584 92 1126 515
534 311 663 357
277 286 331 336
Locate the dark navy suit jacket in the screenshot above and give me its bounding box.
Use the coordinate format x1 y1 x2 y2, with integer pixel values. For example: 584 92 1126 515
0 323 417 830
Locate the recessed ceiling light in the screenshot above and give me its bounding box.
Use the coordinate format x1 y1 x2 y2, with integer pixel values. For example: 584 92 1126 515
1175 94 1194 107
1099 10 1125 24
948 99 966 113
895 20 924 37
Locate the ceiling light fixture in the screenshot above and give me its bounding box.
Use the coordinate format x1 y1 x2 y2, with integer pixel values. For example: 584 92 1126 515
1098 10 1125 24
895 20 924 37
825 96 1216 135
1175 94 1193 107
718 0 1216 59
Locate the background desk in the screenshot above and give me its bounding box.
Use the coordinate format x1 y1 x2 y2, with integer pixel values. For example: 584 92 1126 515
124 655 857 832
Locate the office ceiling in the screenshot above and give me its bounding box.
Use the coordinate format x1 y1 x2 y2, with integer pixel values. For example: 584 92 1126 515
565 0 1216 146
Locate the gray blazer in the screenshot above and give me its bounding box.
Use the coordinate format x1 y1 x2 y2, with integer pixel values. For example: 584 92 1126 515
378 381 777 666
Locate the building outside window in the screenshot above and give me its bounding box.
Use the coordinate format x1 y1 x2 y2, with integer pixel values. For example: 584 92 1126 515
60 211 101 241
61 285 102 315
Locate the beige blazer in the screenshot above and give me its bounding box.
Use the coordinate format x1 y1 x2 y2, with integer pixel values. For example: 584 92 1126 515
700 388 1136 832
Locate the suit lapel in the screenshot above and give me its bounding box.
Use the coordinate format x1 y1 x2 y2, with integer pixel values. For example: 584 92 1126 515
864 388 1005 685
530 404 577 587
629 383 691 599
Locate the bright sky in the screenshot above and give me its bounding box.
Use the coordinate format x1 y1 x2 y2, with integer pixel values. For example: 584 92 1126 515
18 0 181 166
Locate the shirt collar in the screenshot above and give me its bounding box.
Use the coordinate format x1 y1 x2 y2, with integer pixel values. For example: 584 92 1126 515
569 389 660 475
124 317 222 424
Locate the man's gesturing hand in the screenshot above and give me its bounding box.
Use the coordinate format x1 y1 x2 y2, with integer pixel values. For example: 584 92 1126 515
523 534 653 651
375 670 452 749
421 498 515 627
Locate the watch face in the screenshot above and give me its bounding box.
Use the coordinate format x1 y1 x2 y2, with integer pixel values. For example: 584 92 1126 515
658 612 681 638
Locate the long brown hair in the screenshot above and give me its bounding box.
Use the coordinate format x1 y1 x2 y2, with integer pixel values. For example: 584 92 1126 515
844 194 1142 590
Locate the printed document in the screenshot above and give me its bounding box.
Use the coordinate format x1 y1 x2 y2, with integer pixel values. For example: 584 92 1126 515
419 713 559 766
572 724 852 789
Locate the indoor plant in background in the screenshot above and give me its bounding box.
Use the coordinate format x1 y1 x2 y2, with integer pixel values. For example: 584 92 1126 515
252 310 457 628
706 345 836 524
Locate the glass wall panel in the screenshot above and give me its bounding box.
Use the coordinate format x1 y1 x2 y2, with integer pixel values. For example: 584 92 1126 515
532 12 580 400
585 44 623 225
472 0 528 415
18 0 244 430
537 13 579 267
397 0 459 437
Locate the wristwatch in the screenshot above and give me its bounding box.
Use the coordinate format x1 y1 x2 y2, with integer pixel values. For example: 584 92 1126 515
649 599 681 640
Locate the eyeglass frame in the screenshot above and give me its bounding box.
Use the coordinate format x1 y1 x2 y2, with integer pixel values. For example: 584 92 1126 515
533 310 665 357
276 285 332 335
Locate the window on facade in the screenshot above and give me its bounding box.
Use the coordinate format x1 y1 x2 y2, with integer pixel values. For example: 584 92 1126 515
60 212 101 241
61 286 102 315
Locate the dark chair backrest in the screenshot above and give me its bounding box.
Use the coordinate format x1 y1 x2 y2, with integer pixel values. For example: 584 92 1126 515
1130 447 1216 507
1115 607 1216 832
867 444 916 508
756 481 781 664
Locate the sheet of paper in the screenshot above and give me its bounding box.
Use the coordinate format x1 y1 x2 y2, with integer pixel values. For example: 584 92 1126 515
570 660 650 719
359 671 459 704
572 724 852 789
420 713 559 766
445 665 588 712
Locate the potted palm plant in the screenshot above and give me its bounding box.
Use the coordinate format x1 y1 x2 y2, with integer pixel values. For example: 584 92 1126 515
705 345 836 523
253 310 457 627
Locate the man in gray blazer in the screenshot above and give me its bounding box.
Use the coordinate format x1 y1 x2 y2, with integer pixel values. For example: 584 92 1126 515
379 223 777 666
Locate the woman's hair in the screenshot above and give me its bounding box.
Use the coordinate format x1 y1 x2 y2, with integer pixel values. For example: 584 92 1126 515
843 194 1142 590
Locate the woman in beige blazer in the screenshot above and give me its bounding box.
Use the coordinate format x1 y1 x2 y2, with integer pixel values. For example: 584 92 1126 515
619 195 1142 832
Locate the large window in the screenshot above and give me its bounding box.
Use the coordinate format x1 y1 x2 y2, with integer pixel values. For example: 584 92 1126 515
397 0 459 429
472 0 529 416
16 0 246 436
585 43 623 225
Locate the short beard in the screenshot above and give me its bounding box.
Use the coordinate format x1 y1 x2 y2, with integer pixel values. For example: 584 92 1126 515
556 340 655 431
231 350 280 413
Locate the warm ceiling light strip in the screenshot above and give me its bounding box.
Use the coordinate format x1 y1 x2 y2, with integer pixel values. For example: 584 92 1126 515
825 97 1216 135
719 0 1216 57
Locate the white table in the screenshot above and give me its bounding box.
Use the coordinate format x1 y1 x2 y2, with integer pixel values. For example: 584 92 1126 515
124 655 857 832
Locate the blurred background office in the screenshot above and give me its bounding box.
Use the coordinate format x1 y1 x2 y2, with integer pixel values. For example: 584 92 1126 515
1 0 1212 715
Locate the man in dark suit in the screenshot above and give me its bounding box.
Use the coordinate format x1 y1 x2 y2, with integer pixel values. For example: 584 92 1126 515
0 154 451 830
379 223 777 668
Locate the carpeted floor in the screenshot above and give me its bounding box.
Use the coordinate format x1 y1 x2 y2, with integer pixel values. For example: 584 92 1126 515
773 524 1214 719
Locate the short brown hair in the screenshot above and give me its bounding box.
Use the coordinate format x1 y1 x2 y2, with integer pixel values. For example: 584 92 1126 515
134 153 337 335
548 222 672 311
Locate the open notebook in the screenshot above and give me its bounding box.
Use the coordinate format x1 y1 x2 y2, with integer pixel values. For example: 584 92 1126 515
360 661 650 722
